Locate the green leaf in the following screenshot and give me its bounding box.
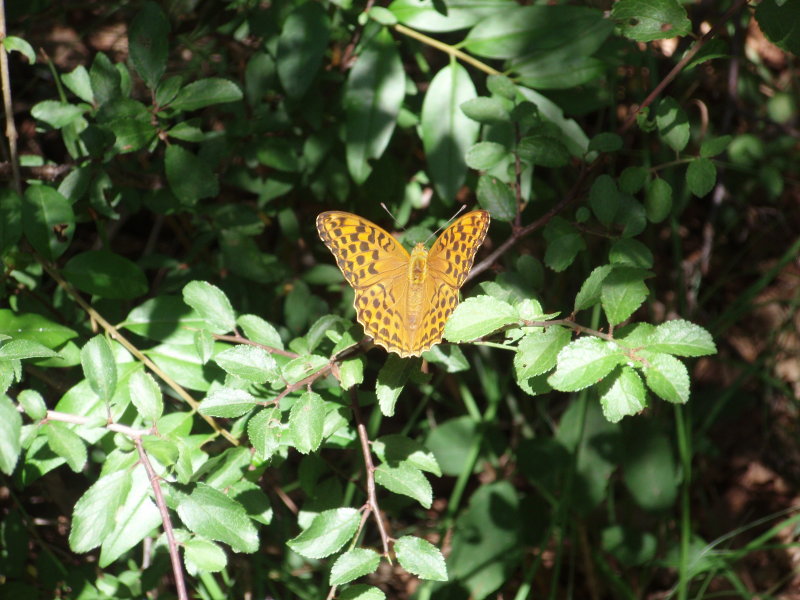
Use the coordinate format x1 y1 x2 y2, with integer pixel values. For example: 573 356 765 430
22 186 74 261
367 6 398 26
389 0 509 33
339 357 365 390
476 175 516 222
588 132 623 153
421 63 478 202
129 1 170 88
754 0 800 56
619 166 648 194
344 26 405 184
30 100 88 128
199 387 258 419
426 416 478 476
98 465 162 566
176 483 259 553
649 320 716 357
128 369 163 422
622 424 678 511
81 335 117 403
601 267 650 326
90 52 121 105
62 66 93 104
0 339 59 360
69 470 132 552
288 391 327 454
609 239 654 269
655 97 689 152
18 389 47 421
237 315 284 350
4 35 35 64
375 463 433 508
0 395 22 475
514 326 572 381
373 434 441 476
184 538 228 572
598 366 646 423
548 337 623 392
460 97 510 125
465 141 508 170
376 355 415 417
287 507 360 559
165 145 219 206
63 250 148 299
247 407 283 460
182 281 236 335
686 157 717 197
645 178 673 223
543 217 586 272
254 138 300 172
45 422 87 472
277 2 330 98
601 525 657 567
517 135 570 168
445 296 518 343
169 78 243 111
699 135 732 158
641 351 689 404
339 585 387 600
330 548 381 585
589 174 620 227
395 536 448 581
213 345 280 384
611 0 691 42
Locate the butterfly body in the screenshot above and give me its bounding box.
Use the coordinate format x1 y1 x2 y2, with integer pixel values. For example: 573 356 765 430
316 210 490 357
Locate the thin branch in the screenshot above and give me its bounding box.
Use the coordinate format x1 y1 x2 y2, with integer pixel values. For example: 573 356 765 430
0 0 22 196
393 24 501 77
41 409 152 437
38 258 239 445
618 0 751 134
135 437 189 600
350 388 391 557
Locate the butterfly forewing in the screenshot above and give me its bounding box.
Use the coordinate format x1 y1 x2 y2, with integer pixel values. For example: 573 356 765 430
426 210 491 288
316 211 409 288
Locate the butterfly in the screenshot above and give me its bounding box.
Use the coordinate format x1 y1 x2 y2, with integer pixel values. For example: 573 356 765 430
316 210 490 357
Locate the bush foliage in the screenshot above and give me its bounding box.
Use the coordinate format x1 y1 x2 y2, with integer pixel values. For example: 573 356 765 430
1 0 798 598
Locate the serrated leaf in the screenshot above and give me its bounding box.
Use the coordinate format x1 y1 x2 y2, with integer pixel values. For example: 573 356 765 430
641 351 689 404
166 145 219 206
129 1 170 88
373 434 441 477
128 369 163 422
444 296 518 343
184 538 228 572
465 141 508 170
0 396 22 475
609 239 654 269
375 463 433 508
176 483 259 553
287 507 360 559
80 335 117 402
598 366 647 423
63 250 148 299
601 267 650 326
22 185 75 261
330 548 381 585
339 585 387 600
514 326 572 381
237 314 284 350
649 320 716 356
686 157 716 197
213 344 279 383
548 337 624 392
655 97 689 152
589 174 620 227
477 175 516 222
247 407 283 460
0 339 59 360
288 391 327 454
376 355 414 417
611 0 691 42
18 390 47 421
543 217 586 272
394 536 448 581
460 97 510 124
69 470 131 552
339 356 365 390
200 387 259 418
182 281 236 334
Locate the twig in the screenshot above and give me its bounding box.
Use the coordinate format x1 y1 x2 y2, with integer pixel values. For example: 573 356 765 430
135 437 189 600
41 409 151 437
618 0 751 134
38 258 239 445
393 24 501 77
0 0 22 196
350 388 391 557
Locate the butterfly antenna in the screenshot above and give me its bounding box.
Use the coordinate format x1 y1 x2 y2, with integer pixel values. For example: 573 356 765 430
423 205 468 245
380 203 403 228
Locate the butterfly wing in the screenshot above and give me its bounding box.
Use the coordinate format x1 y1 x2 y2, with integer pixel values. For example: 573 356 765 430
427 210 491 288
317 211 413 353
316 211 409 288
